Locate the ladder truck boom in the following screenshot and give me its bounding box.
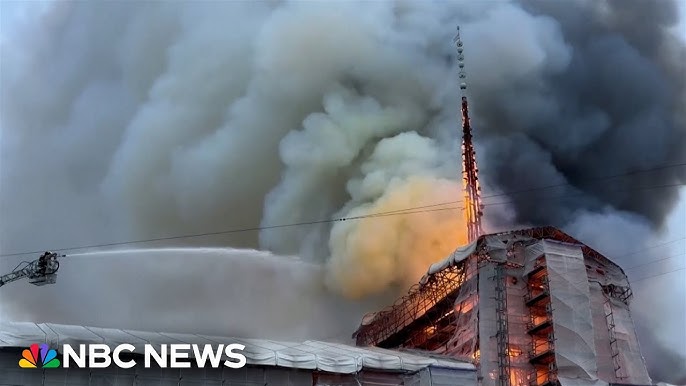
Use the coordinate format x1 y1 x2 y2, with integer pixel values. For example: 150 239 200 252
0 252 63 288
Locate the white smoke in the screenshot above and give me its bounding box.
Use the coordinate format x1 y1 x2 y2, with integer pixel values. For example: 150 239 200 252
324 132 465 298
0 0 565 293
0 248 370 341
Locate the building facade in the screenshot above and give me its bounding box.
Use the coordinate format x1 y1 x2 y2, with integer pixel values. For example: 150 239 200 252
353 227 652 386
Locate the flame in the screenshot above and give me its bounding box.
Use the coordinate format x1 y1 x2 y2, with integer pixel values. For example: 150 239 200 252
510 368 527 386
456 294 477 313
472 349 480 361
327 177 469 298
531 314 548 326
507 346 522 357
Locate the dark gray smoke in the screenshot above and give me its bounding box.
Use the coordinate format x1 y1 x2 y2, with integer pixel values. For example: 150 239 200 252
1 0 684 382
474 0 686 229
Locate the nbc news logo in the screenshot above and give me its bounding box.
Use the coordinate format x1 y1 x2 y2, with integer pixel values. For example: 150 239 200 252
19 343 60 368
18 342 246 369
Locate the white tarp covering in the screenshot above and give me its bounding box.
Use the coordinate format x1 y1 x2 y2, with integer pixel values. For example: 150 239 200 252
421 366 477 386
605 297 652 384
445 257 479 361
424 240 477 278
539 240 599 386
0 322 474 374
478 262 499 385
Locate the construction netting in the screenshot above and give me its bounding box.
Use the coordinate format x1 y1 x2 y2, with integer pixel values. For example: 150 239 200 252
523 239 652 386
533 241 599 383
354 242 477 349
352 227 653 386
476 235 531 386
444 255 479 361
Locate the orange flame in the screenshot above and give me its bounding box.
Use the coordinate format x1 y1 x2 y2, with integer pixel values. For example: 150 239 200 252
327 177 470 299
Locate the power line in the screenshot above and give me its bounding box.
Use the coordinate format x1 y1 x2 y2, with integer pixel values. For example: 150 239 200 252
349 182 686 221
0 206 463 257
0 171 684 258
614 237 686 258
630 264 686 283
0 181 682 257
574 236 686 274
481 161 686 201
482 182 685 207
624 251 686 271
349 162 686 213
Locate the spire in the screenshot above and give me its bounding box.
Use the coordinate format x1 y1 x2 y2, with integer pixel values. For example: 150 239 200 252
454 26 484 242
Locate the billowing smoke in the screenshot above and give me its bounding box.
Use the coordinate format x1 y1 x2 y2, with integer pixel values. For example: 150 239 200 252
1 0 684 382
475 0 686 228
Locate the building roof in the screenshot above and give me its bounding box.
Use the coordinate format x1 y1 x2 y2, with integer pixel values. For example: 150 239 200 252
426 226 627 279
353 226 631 344
0 321 474 374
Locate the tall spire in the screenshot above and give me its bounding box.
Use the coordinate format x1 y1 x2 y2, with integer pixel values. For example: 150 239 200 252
454 26 484 243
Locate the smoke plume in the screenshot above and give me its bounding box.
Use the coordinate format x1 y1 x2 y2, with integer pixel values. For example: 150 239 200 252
1 0 684 382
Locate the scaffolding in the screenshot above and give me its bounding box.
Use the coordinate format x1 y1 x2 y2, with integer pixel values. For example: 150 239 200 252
603 284 633 305
604 298 626 380
354 263 467 348
524 256 558 386
353 227 651 386
494 265 510 386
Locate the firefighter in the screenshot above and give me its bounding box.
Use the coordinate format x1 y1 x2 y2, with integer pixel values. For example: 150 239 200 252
37 251 50 275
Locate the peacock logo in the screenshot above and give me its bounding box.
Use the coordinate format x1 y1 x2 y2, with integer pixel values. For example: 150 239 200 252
19 343 61 368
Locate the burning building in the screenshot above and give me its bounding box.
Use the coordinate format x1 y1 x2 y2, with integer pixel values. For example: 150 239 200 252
352 226 653 386
352 27 651 386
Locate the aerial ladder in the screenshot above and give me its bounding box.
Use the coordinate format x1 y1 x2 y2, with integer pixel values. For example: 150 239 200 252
0 252 63 288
